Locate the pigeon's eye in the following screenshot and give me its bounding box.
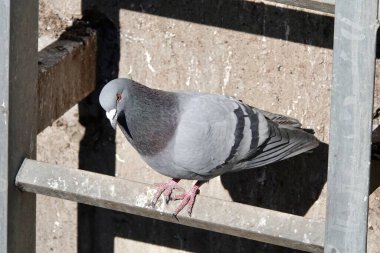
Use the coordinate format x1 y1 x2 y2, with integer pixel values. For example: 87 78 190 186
116 93 122 102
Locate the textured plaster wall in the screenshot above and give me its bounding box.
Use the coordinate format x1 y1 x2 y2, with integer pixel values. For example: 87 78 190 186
37 0 380 252
118 8 332 140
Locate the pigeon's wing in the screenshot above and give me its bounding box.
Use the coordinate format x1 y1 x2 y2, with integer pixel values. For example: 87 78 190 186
254 107 302 128
171 93 319 177
238 120 319 169
171 94 270 176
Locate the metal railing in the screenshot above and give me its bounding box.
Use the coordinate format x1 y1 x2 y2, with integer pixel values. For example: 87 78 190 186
1 0 378 252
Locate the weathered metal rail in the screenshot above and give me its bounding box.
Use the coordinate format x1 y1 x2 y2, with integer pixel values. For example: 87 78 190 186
16 159 325 253
2 0 379 252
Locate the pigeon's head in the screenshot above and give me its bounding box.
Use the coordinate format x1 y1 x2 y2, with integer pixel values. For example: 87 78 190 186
99 78 130 129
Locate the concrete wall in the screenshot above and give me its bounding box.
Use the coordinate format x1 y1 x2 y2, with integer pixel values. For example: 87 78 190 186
37 0 380 252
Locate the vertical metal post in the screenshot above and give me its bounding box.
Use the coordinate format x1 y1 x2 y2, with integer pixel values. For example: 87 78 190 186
0 0 38 252
325 0 379 252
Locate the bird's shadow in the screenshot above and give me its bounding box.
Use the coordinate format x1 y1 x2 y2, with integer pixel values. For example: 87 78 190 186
220 130 380 216
220 142 328 216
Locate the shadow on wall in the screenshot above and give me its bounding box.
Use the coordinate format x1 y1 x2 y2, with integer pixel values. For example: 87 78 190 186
84 0 334 49
221 142 328 216
75 1 336 253
77 11 120 253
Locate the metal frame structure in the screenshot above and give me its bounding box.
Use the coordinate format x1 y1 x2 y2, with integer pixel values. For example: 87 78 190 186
0 0 378 252
325 0 379 252
0 1 38 252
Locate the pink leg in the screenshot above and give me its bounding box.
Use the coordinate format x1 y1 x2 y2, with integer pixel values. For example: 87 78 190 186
151 178 182 207
172 181 203 217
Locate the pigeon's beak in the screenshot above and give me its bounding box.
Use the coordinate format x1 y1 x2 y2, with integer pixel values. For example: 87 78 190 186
106 109 117 129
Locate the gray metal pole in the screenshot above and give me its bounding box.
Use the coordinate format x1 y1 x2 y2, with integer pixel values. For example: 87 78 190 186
0 0 38 252
325 0 378 252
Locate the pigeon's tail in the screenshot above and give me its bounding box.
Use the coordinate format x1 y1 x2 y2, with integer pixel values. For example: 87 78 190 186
240 120 319 169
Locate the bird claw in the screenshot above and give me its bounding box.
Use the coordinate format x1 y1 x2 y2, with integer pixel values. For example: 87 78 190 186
173 185 185 192
151 195 160 208
172 185 200 217
152 180 202 217
151 188 164 207
165 195 171 204
151 179 180 208
172 213 179 222
171 192 187 201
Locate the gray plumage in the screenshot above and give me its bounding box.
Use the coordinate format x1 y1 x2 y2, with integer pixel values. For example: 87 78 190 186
99 78 319 181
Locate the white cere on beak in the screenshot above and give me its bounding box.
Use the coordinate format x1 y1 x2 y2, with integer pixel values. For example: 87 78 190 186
106 109 117 128
106 109 117 121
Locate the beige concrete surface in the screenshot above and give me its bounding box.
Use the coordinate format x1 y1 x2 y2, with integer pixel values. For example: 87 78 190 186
36 0 380 252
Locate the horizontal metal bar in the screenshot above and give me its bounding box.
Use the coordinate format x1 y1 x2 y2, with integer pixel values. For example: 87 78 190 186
16 159 324 252
260 0 335 14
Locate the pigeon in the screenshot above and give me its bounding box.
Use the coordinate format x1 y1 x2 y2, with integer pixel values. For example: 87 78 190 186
99 78 319 217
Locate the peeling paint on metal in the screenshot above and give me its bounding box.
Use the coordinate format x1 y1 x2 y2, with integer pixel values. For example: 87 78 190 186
57 177 67 191
257 217 267 227
303 234 310 244
81 177 89 187
109 185 116 198
135 187 156 208
47 178 59 189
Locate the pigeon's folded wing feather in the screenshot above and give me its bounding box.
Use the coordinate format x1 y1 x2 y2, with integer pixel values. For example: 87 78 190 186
172 94 269 176
237 120 319 169
254 108 302 128
172 94 319 176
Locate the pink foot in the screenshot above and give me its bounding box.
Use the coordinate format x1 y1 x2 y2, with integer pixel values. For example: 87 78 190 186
172 181 203 217
151 178 182 207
